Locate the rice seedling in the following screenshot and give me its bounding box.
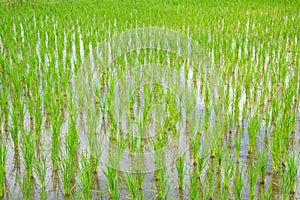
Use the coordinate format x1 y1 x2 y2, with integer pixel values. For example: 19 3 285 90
234 132 242 163
0 142 7 199
155 169 169 200
19 175 31 200
79 152 93 200
249 162 259 199
222 151 234 189
50 98 64 172
188 169 200 200
36 154 47 200
257 149 268 185
20 130 35 179
65 115 79 166
215 141 225 173
233 166 243 200
59 116 79 198
279 166 290 200
195 154 207 181
247 111 260 154
285 154 299 194
176 154 185 190
10 110 20 151
85 104 102 174
103 166 119 200
60 155 76 198
191 132 200 166
124 172 140 200
264 181 273 200
33 92 43 147
124 172 145 200
0 85 9 134
270 132 281 174
152 139 167 177
204 164 216 200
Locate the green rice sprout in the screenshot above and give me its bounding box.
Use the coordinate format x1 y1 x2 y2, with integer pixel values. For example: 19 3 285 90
247 111 260 154
223 150 234 189
60 156 76 198
103 166 119 200
155 169 169 200
191 133 200 165
189 169 200 199
257 149 268 185
124 172 145 200
20 130 35 179
233 166 243 200
65 115 79 167
196 155 207 181
50 98 64 171
79 152 93 200
19 176 31 200
175 154 185 190
205 165 216 200
36 154 47 200
264 180 273 200
286 154 299 194
249 162 259 199
235 132 242 163
0 142 7 199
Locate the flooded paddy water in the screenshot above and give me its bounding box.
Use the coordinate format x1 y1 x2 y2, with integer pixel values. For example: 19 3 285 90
2 107 300 199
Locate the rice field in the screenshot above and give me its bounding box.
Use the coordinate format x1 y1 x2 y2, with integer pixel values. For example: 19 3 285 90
0 0 299 199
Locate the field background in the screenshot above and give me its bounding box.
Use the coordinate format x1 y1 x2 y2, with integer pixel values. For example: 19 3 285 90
0 0 299 199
